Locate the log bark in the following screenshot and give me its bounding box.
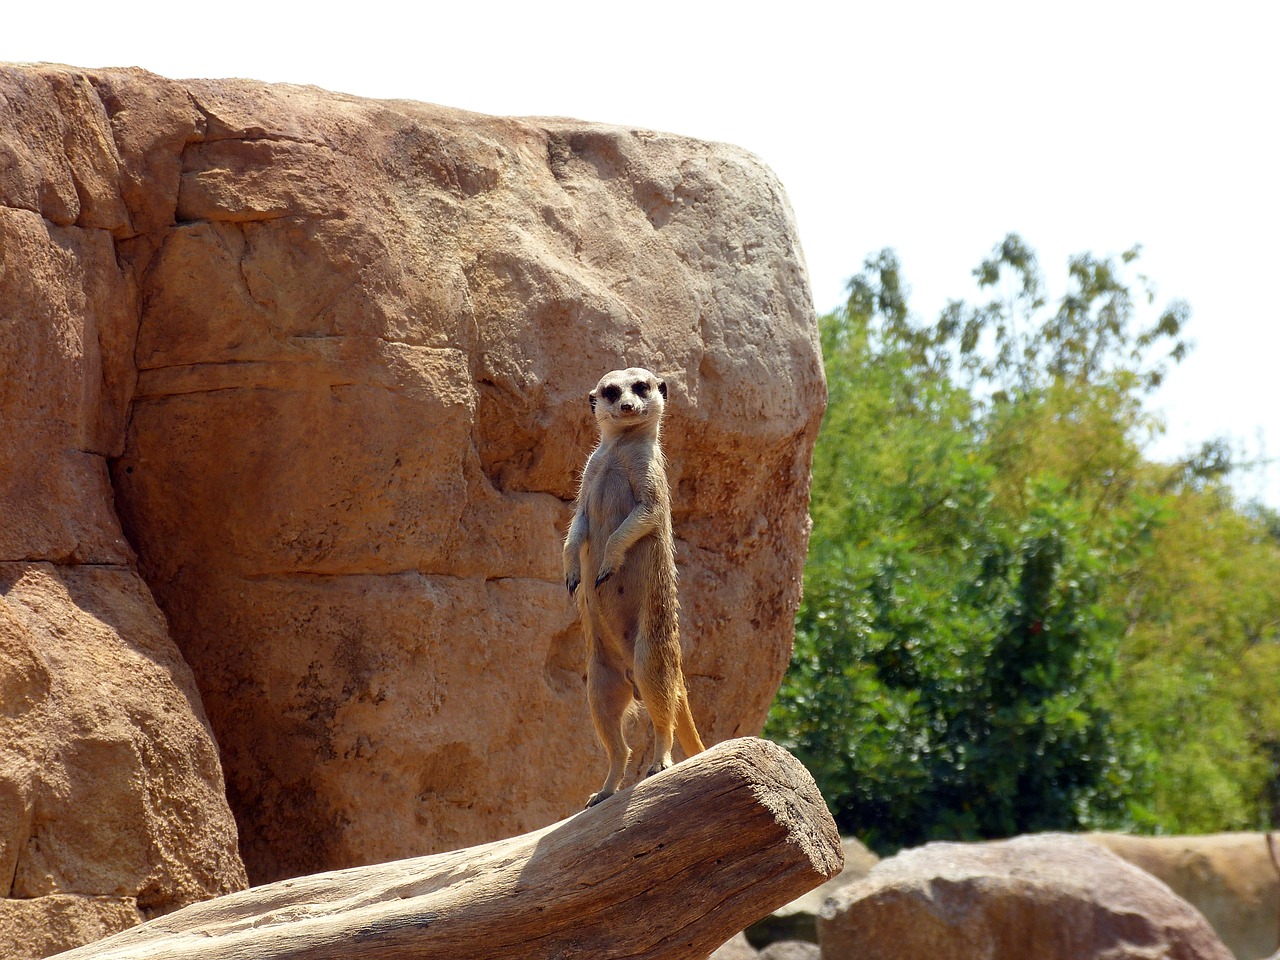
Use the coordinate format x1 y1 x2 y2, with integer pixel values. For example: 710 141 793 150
52 738 842 960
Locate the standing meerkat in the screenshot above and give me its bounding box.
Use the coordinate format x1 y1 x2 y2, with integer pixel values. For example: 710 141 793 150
563 367 706 807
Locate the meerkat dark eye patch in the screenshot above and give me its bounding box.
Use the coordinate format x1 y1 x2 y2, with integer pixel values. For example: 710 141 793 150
602 385 622 404
633 381 649 397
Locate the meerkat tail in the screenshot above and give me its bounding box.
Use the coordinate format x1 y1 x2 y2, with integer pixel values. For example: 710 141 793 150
675 691 705 756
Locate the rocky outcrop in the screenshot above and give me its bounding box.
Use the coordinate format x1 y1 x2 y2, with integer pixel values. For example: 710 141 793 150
1 57 822 954
819 834 1234 960
1 66 249 957
1088 832 1280 960
108 74 822 884
0 567 247 953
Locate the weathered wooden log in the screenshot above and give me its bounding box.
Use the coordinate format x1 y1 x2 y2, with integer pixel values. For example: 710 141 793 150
53 738 842 960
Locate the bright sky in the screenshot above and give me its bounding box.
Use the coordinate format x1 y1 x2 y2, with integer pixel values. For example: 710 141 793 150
8 1 1278 506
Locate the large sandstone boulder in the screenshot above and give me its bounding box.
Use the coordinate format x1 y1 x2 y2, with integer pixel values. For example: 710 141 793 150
1 65 248 957
1088 832 1280 960
2 56 823 916
819 834 1234 960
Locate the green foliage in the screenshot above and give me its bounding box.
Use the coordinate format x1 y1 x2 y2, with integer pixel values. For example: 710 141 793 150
768 236 1280 850
1114 486 1280 831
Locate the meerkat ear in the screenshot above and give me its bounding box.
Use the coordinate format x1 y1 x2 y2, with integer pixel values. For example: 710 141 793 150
657 379 667 399
589 391 597 411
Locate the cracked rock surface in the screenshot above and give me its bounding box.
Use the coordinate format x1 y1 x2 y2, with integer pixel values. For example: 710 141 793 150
1 61 823 950
1 66 249 960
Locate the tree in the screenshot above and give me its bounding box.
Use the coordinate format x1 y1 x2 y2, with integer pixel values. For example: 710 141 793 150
766 235 1268 850
1114 486 1280 831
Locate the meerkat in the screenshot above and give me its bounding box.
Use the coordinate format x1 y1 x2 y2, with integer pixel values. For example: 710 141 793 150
563 367 706 807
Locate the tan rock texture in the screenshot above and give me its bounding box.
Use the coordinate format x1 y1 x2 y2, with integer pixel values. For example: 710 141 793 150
115 77 822 884
2 65 249 957
0 582 245 958
1 65 253 960
0 896 142 960
1088 832 1280 960
819 834 1234 960
0 567 244 905
1 55 823 927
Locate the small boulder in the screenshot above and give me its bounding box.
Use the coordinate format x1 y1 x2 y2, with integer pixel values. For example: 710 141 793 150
819 833 1233 960
759 941 820 960
1088 832 1280 960
709 932 759 960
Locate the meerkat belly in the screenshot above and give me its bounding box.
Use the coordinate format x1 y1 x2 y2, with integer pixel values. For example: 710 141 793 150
582 471 648 654
581 465 634 575
587 555 649 665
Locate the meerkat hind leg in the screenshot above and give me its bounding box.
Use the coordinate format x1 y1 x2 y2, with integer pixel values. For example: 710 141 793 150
586 654 633 808
645 714 677 779
634 644 680 778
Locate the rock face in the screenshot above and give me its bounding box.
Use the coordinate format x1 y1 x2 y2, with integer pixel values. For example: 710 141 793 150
0 567 247 956
1 65 248 957
1088 833 1280 960
820 834 1234 960
1 56 823 928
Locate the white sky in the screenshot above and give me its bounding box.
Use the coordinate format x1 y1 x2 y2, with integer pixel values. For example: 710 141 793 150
8 1 1278 506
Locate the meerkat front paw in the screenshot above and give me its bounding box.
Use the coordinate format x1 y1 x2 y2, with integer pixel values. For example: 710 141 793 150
564 554 582 596
594 554 624 589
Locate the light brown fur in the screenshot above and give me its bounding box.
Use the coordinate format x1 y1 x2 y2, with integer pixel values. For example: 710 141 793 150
563 367 705 807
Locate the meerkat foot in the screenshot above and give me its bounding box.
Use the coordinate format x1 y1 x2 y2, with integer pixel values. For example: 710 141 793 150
566 572 580 596
594 567 614 589
585 788 614 808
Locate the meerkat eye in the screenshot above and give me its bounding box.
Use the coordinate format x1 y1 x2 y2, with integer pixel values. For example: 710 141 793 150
633 381 650 397
602 385 622 404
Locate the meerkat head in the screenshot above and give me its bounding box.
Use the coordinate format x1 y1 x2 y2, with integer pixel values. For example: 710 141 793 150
589 367 667 436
